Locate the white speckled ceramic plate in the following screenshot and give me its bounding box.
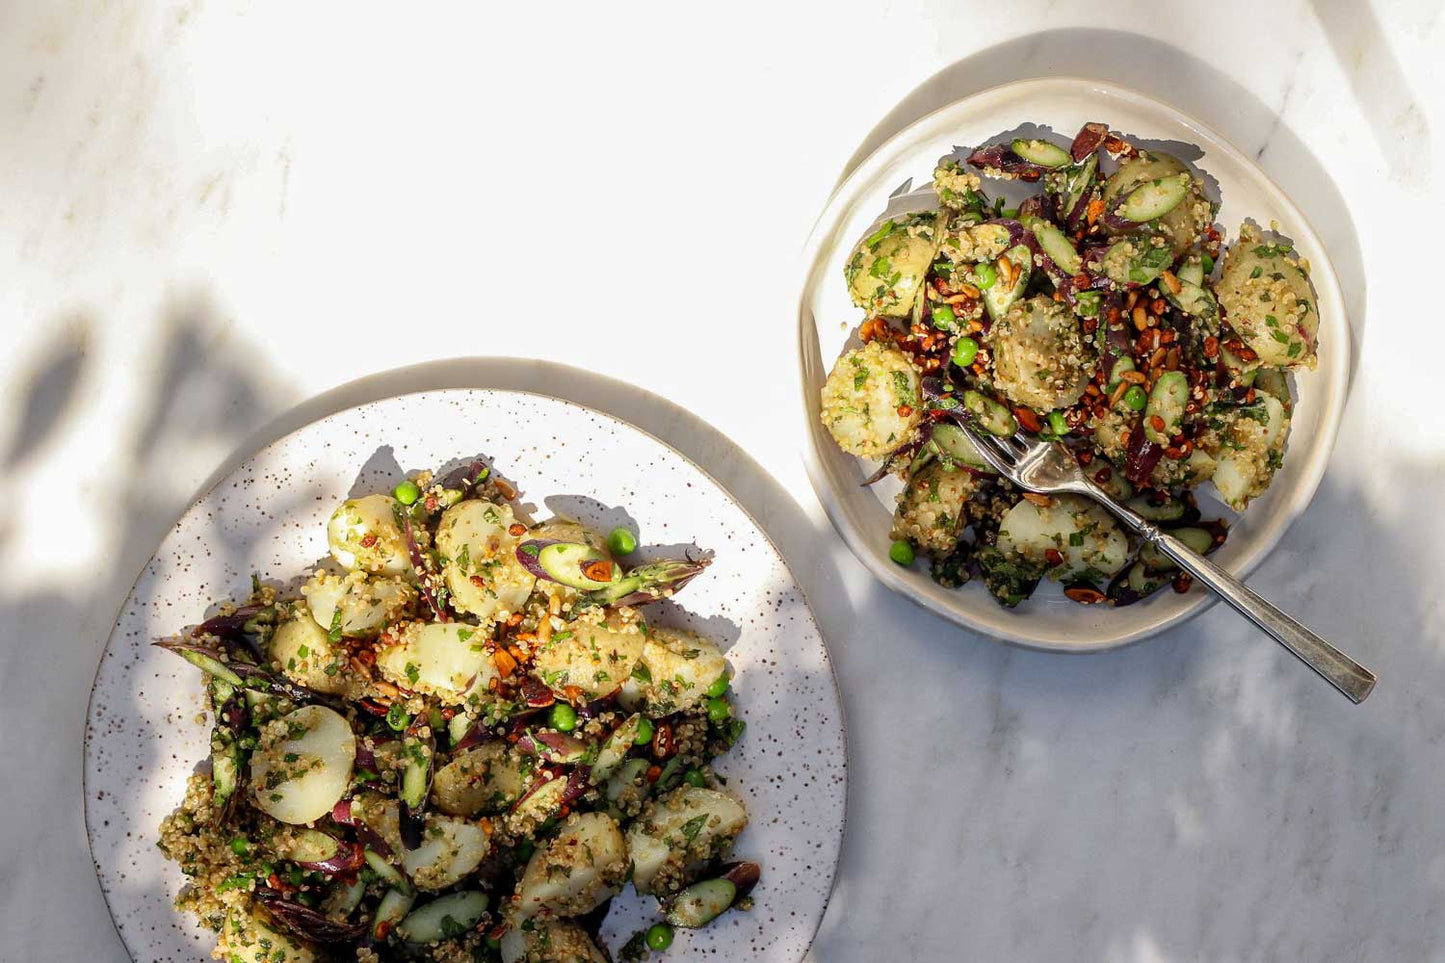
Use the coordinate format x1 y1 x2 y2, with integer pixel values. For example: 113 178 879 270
798 77 1350 651
84 389 845 962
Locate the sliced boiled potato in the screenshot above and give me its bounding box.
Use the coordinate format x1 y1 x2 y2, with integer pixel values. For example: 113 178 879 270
532 613 645 700
251 705 356 825
499 919 608 963
436 500 536 622
376 621 494 703
1214 223 1318 369
1212 393 1290 511
628 786 748 897
616 627 727 718
996 494 1130 582
891 462 977 558
1101 151 1212 257
327 494 410 576
819 341 924 460
432 743 530 817
515 812 628 919
269 611 349 696
843 209 943 317
987 295 1095 410
301 570 413 639
401 813 491 891
216 900 319 963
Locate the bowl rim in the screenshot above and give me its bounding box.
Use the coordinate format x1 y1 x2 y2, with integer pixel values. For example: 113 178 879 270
796 75 1351 653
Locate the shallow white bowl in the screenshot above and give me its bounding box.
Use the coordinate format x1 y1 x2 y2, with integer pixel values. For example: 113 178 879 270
85 389 845 961
797 77 1349 651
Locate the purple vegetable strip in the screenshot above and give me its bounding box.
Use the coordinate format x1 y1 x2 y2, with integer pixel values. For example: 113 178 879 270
717 860 763 898
193 603 273 640
296 838 365 876
965 144 1050 181
1124 429 1165 485
154 640 337 707
255 888 367 942
394 503 448 622
437 459 490 499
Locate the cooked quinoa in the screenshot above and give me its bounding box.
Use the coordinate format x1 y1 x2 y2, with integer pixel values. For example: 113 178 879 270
821 120 1322 608
154 460 757 961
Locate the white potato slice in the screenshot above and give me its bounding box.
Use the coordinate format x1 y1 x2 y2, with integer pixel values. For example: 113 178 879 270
436 500 536 622
216 900 319 963
515 812 627 920
532 613 645 700
996 494 1131 582
616 627 727 718
499 919 608 963
431 743 530 817
251 706 356 825
327 493 411 576
819 341 924 459
376 621 494 704
1212 393 1290 511
269 611 349 696
627 786 748 896
401 813 491 891
301 570 413 639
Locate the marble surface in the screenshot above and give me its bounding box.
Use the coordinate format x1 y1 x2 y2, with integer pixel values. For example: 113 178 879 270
1 1 1442 960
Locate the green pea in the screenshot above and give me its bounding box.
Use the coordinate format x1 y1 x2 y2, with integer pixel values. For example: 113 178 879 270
974 262 997 290
288 866 306 887
607 527 638 556
517 839 536 862
386 703 411 732
889 539 915 566
1047 411 1068 436
393 480 421 505
646 923 675 951
634 716 654 745
705 673 730 699
1123 385 1148 411
549 703 578 732
1001 207 1019 219
1201 252 1215 274
683 769 706 788
706 696 732 724
485 935 502 950
952 337 980 368
931 304 956 330
295 890 319 908
228 836 251 857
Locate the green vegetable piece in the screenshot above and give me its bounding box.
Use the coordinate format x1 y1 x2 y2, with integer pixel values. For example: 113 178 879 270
706 696 732 724
634 716 655 746
931 304 956 330
1123 385 1147 411
889 539 915 566
705 673 730 699
974 261 997 289
393 480 421 505
549 703 579 733
386 703 412 732
952 336 979 368
646 923 675 950
1047 411 1068 436
607 527 638 556
229 836 251 857
683 769 706 788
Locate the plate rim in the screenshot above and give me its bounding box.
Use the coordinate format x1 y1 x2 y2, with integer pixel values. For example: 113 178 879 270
795 75 1351 652
83 384 848 961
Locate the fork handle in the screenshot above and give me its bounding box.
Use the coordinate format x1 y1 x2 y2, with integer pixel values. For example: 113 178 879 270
1108 504 1376 703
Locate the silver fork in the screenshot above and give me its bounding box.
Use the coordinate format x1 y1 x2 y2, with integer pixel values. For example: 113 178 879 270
962 424 1377 703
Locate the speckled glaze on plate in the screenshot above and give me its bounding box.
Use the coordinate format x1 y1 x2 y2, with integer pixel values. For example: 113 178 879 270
798 77 1350 651
84 389 846 962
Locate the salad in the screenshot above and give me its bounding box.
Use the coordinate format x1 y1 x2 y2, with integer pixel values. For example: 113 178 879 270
155 459 755 962
820 122 1318 608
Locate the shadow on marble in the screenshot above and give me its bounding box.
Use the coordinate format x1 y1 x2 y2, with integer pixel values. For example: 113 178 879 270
1307 0 1431 187
835 28 1368 392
